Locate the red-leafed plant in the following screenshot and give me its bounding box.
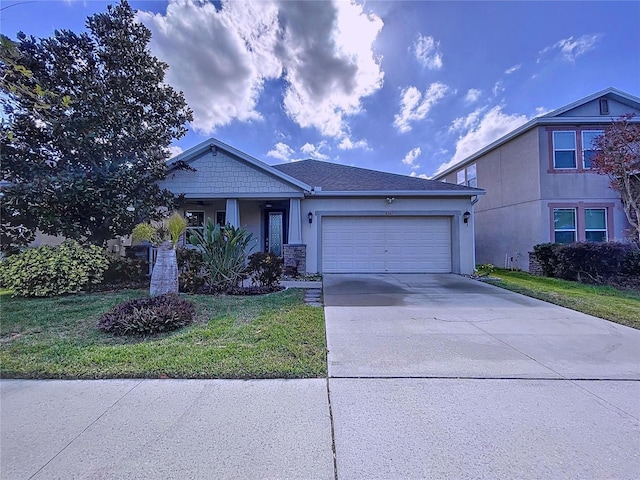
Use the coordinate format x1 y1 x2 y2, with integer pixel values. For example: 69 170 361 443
592 114 640 243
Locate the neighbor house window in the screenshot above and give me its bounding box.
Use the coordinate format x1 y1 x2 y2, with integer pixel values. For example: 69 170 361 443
466 163 477 187
584 208 607 242
553 208 576 243
185 210 205 237
456 170 465 185
581 130 603 169
553 131 577 169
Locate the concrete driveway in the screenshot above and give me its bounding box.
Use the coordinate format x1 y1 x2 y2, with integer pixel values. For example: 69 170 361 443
324 273 640 479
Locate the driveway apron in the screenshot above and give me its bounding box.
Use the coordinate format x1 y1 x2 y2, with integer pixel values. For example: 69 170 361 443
324 273 640 479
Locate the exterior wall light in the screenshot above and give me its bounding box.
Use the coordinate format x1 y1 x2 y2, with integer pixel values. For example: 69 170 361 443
386 197 395 204
463 211 471 223
308 211 313 224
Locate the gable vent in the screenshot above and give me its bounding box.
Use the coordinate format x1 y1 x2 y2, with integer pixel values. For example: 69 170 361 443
599 99 609 115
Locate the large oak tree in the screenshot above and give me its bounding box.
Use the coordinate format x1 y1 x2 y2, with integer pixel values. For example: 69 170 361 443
1 0 192 247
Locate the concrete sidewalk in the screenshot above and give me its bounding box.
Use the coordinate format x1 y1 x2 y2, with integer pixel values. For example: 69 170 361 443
1 379 334 479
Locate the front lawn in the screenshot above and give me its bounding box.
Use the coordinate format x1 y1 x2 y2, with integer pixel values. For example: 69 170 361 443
0 289 327 379
483 269 640 330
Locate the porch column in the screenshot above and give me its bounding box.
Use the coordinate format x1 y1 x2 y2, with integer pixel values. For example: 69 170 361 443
287 198 302 244
226 198 240 227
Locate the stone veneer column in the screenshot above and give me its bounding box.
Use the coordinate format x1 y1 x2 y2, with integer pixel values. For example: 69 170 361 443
226 198 240 227
283 244 307 275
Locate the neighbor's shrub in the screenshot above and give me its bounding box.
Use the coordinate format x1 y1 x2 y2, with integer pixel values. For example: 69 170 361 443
248 252 284 287
0 240 109 297
177 247 208 293
532 243 560 277
553 242 631 283
97 294 196 336
474 263 495 277
622 248 640 276
188 220 254 290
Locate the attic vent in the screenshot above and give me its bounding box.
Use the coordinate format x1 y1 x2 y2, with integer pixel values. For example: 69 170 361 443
599 99 609 115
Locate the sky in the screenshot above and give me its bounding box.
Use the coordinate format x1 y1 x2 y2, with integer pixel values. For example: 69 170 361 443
1 0 639 178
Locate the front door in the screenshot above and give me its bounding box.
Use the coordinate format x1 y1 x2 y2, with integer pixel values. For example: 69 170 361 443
267 211 284 256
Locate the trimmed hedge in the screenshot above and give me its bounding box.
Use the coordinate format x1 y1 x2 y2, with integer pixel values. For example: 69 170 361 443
531 242 640 284
0 240 109 297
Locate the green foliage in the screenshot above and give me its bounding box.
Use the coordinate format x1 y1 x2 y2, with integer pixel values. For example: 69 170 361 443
1 0 192 247
132 213 187 248
474 263 495 277
532 243 559 277
188 219 255 290
248 252 284 287
176 247 207 293
0 240 109 297
97 294 195 336
102 253 145 285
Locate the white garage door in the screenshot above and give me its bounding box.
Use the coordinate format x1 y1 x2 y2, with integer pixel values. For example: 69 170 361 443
322 216 452 273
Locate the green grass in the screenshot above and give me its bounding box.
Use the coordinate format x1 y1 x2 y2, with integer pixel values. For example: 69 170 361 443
484 269 640 330
0 289 327 379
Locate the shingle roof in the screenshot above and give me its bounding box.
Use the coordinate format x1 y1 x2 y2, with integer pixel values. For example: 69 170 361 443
273 159 480 193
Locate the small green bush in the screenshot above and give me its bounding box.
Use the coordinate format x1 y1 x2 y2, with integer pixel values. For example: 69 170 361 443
532 243 559 277
248 252 283 287
102 254 146 284
177 247 207 293
97 294 196 336
622 248 640 276
0 240 109 297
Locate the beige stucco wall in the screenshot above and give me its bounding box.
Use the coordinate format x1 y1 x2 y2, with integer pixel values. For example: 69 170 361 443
299 196 477 275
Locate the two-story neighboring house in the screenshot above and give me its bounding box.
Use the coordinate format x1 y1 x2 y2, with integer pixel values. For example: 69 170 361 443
433 87 640 272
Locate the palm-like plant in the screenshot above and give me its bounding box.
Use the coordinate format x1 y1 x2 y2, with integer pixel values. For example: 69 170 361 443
188 219 254 290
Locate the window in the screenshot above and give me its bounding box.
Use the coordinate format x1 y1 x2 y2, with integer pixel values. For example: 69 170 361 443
553 208 576 243
456 170 465 185
581 130 603 169
466 163 477 187
553 131 577 169
585 208 607 242
599 99 609 115
216 211 226 226
185 210 204 237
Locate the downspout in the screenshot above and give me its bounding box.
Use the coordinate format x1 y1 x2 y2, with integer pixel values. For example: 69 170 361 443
471 195 479 270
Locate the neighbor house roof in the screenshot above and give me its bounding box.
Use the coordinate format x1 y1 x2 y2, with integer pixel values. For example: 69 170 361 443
431 87 640 180
273 159 484 196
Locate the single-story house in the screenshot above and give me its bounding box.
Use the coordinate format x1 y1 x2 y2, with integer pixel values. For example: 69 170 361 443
160 139 485 275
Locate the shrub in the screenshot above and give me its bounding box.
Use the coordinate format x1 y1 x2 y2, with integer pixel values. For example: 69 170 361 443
622 248 640 276
188 220 254 290
475 263 495 277
532 243 559 277
0 240 109 297
97 294 196 336
554 242 631 283
248 252 283 287
177 247 207 293
102 254 146 285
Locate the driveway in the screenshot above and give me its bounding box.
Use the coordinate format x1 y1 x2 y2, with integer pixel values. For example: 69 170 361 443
324 273 640 479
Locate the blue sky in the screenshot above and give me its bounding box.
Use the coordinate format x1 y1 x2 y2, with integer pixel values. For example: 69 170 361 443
2 0 639 177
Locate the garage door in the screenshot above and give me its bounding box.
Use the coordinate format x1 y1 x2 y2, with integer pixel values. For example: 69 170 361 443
322 216 452 273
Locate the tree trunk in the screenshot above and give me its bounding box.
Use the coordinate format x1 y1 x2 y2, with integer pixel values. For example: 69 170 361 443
150 241 178 297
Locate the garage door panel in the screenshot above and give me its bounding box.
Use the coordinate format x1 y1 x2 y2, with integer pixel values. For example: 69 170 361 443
322 216 452 273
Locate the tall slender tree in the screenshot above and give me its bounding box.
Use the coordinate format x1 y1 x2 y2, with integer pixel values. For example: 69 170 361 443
1 1 192 246
592 114 640 243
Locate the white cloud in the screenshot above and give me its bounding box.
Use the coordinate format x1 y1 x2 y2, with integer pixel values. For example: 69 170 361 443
504 64 521 74
413 34 443 70
401 147 422 168
492 80 505 96
464 88 482 103
449 106 486 132
138 0 384 138
338 137 369 150
410 171 429 179
433 105 530 176
167 145 184 158
394 82 450 133
267 142 295 162
538 34 602 63
300 142 330 160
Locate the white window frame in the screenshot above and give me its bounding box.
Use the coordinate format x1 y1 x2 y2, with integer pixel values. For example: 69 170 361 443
553 208 577 244
553 131 577 169
456 170 465 185
185 210 205 238
466 163 477 187
584 208 607 242
581 130 604 170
